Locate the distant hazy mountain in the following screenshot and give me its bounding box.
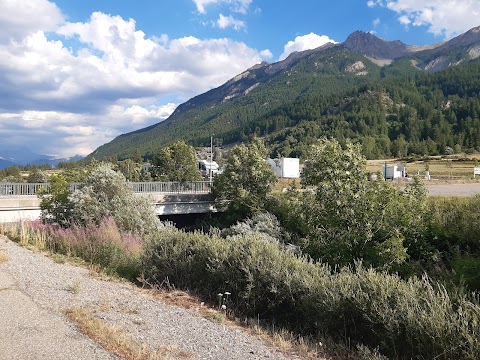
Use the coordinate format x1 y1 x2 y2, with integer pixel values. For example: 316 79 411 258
0 158 16 170
88 25 480 160
0 145 84 169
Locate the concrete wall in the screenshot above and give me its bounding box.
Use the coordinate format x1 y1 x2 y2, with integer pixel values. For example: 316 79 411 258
0 196 41 223
0 194 215 223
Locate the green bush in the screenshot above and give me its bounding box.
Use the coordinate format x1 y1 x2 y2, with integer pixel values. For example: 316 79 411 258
427 196 480 254
38 174 73 227
142 226 480 359
451 255 480 291
70 163 162 235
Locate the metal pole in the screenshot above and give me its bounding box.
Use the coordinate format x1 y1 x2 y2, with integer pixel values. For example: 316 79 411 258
209 135 213 183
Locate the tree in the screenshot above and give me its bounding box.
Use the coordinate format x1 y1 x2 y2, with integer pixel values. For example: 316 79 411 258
0 166 24 182
212 137 277 220
69 164 161 235
27 168 47 183
300 137 426 269
37 174 73 226
116 159 142 182
150 141 202 181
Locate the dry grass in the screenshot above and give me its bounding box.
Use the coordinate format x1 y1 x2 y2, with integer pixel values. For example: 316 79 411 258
138 284 330 360
65 307 193 360
66 279 82 294
0 249 8 263
272 178 301 193
248 323 330 360
367 155 480 181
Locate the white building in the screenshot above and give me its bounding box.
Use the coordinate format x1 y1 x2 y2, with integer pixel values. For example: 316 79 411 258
267 158 300 178
381 164 407 180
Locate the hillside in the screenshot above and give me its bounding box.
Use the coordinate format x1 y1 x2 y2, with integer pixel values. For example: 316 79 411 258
89 26 480 160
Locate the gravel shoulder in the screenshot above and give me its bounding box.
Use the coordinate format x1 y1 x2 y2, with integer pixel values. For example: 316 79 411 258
0 235 296 360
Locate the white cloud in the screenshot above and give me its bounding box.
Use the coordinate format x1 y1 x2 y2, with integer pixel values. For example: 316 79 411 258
125 104 178 125
279 33 338 61
368 0 384 7
373 18 381 27
370 0 480 39
193 0 252 14
217 14 246 30
0 0 64 43
0 103 177 157
260 49 273 59
398 15 411 26
0 8 265 157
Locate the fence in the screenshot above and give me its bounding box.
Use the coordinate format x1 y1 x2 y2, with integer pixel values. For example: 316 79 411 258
0 181 212 197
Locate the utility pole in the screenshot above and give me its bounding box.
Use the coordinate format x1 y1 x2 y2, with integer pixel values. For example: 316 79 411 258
209 135 213 184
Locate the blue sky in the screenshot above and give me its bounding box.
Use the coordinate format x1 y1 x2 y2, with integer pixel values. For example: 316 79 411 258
0 0 479 158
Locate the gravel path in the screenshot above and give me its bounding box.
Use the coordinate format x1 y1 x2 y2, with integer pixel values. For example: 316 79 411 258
0 235 297 360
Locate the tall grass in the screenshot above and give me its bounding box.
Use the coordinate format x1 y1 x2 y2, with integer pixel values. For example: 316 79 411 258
0 218 142 279
427 195 480 252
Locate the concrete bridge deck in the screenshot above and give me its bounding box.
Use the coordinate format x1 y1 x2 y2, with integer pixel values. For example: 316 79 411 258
0 182 215 223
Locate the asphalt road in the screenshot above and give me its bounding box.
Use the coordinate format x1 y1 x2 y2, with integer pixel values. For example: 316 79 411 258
426 183 480 197
0 264 117 360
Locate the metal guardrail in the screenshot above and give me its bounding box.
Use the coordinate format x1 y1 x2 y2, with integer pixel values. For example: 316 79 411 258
0 181 212 197
0 183 48 196
128 181 211 193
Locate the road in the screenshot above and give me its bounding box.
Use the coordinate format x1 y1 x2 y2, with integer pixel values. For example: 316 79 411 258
425 183 480 197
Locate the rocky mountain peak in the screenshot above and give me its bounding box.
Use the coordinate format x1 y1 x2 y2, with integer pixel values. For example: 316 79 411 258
342 30 409 61
434 25 480 52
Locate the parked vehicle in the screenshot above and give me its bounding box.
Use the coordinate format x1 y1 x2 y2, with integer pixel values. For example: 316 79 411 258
198 160 220 178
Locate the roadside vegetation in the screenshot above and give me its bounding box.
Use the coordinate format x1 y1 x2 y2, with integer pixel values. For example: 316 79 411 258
2 138 480 359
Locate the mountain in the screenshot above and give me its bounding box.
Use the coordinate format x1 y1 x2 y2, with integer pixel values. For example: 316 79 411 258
0 146 84 169
89 26 480 160
0 158 16 170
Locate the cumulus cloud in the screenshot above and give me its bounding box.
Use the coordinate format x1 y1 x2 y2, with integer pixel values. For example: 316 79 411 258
193 0 252 14
217 14 246 30
279 33 338 61
0 5 265 157
367 0 384 7
0 0 64 43
260 49 273 59
369 0 480 39
0 103 177 157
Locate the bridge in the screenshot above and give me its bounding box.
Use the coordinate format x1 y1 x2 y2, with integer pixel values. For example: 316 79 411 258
0 182 215 223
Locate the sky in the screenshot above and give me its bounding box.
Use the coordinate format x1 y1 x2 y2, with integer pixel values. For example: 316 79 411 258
0 0 479 158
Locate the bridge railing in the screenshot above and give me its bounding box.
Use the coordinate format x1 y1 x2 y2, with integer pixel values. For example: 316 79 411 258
0 183 48 196
128 181 212 194
0 181 212 197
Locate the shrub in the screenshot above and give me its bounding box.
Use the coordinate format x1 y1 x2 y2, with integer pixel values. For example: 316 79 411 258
142 226 480 359
292 138 428 269
220 212 290 244
427 195 480 254
38 174 73 227
70 163 162 235
10 218 142 279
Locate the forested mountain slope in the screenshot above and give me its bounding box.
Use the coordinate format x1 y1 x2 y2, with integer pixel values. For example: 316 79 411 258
266 60 480 158
89 26 480 160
